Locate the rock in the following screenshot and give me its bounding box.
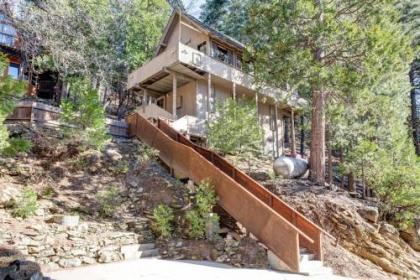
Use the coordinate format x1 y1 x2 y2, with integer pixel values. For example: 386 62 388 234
357 206 379 224
0 185 21 207
273 156 308 179
97 250 121 263
81 256 96 265
400 218 420 251
58 258 82 268
379 222 399 237
104 147 123 162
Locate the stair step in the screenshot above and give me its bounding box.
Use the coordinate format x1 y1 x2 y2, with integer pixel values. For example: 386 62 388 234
299 253 315 262
139 248 160 258
301 266 334 276
121 243 158 260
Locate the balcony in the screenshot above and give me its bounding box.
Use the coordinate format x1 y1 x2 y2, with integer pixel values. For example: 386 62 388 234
128 43 288 101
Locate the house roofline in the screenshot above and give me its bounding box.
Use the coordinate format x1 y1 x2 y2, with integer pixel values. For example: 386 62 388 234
154 10 245 57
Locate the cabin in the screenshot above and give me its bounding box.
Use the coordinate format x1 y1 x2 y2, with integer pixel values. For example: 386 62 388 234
127 11 305 157
0 8 63 104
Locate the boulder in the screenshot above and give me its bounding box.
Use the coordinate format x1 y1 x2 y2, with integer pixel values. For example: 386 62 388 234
400 218 420 251
357 206 379 224
273 156 308 178
0 185 21 208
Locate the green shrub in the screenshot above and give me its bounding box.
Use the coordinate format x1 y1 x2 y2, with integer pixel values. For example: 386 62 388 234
185 180 219 239
137 145 159 166
97 186 120 218
1 138 32 157
152 204 174 238
185 209 205 239
60 78 110 151
71 157 89 171
111 161 129 174
195 180 217 214
41 185 56 199
12 187 38 219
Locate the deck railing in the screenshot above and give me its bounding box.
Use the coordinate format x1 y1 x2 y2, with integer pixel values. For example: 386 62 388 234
6 100 128 138
127 112 326 272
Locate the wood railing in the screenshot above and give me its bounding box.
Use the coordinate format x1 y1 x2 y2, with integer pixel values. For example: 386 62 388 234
127 112 325 272
6 100 128 138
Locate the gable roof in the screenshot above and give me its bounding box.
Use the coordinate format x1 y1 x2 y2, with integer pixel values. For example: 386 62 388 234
155 10 245 56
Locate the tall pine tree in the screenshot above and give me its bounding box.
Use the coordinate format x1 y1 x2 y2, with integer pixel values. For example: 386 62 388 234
399 0 420 155
245 0 413 184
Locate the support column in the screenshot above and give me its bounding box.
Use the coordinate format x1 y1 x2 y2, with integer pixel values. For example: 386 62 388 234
172 74 177 119
255 92 259 124
232 82 236 101
207 73 211 120
291 109 297 157
275 103 279 158
143 89 148 113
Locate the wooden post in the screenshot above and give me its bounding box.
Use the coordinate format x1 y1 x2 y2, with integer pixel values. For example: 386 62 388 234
255 92 259 124
300 115 305 157
172 74 177 119
207 73 211 119
232 82 236 101
143 89 148 114
290 109 297 157
275 103 279 158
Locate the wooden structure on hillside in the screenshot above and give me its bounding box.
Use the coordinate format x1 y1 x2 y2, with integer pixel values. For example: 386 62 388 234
6 100 128 138
127 112 328 273
127 11 306 158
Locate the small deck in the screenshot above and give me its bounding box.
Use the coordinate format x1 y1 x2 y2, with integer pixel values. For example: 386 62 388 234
6 100 128 138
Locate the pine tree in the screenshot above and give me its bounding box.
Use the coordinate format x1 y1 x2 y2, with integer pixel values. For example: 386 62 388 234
207 98 263 155
0 54 26 152
60 78 110 151
245 0 413 184
398 0 420 154
199 0 229 29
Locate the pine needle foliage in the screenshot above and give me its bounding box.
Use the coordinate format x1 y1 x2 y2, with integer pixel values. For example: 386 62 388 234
60 78 110 150
0 54 26 153
207 98 263 155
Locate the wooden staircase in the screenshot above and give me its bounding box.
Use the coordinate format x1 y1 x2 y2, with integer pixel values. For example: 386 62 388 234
126 112 329 273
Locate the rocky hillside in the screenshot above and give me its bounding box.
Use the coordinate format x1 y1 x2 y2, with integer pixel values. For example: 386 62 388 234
228 155 420 279
0 124 267 276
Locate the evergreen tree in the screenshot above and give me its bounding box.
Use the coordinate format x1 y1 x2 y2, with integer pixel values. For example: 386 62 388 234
199 0 229 29
167 0 185 10
60 78 110 151
245 0 413 184
207 98 263 155
199 0 250 43
0 54 26 152
398 0 420 154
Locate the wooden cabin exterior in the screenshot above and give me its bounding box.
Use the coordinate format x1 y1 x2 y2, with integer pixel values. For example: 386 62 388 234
128 11 306 157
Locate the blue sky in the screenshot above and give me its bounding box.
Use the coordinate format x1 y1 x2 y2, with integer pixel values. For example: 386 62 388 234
182 0 204 17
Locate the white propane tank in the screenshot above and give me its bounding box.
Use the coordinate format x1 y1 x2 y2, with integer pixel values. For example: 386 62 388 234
273 156 308 178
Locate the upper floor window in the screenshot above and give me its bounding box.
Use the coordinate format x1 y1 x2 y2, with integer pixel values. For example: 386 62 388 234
8 63 20 79
211 43 233 65
0 21 16 47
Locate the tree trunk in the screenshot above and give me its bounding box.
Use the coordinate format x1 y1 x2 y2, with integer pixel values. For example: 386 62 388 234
300 115 305 157
410 59 420 155
290 109 297 157
340 149 345 189
348 172 355 192
327 142 332 186
309 88 326 185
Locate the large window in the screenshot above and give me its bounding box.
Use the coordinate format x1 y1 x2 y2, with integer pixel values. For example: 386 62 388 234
0 16 17 47
8 63 20 79
211 43 233 65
